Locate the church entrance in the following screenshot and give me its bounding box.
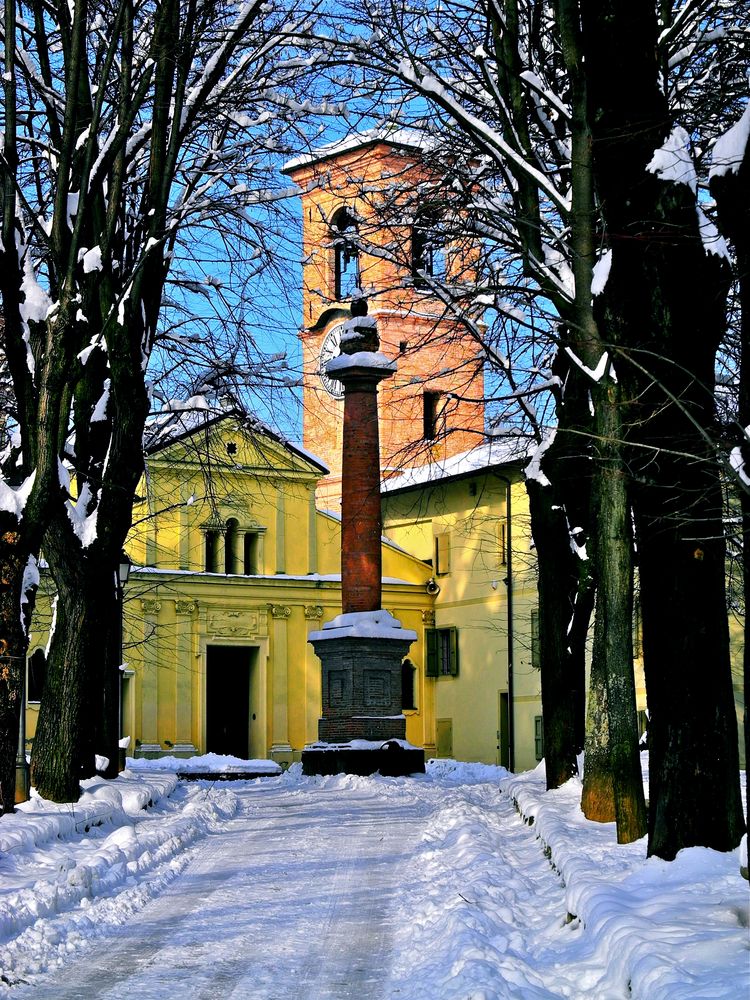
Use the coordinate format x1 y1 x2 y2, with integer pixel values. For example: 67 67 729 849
206 645 254 758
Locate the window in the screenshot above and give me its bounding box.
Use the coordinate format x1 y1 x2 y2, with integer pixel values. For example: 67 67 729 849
401 659 417 710
434 531 450 576
27 648 47 702
531 609 540 670
423 391 441 440
205 530 220 573
225 518 239 574
332 207 360 300
425 627 458 677
411 208 446 287
534 715 544 761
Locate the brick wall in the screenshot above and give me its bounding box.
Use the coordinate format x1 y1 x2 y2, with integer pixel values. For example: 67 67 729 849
289 141 486 503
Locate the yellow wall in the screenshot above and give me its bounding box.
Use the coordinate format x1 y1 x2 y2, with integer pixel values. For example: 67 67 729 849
382 467 542 770
26 415 434 765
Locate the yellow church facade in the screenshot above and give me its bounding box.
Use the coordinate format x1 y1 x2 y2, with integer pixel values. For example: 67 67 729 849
25 404 545 770
119 410 436 766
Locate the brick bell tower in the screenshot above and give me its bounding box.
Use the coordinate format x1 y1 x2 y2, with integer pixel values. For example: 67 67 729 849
282 130 485 507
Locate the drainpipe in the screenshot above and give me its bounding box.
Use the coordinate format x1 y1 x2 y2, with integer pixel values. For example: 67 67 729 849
496 475 514 771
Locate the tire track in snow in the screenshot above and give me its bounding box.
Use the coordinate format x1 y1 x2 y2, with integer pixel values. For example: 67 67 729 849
14 779 429 1000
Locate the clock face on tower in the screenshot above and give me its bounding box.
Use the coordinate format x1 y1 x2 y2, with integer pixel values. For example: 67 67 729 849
318 324 345 399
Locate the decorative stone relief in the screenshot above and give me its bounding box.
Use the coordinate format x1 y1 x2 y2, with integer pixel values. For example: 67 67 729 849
141 599 162 614
304 605 324 620
207 608 265 637
268 604 291 620
218 496 249 512
174 600 198 615
421 609 436 627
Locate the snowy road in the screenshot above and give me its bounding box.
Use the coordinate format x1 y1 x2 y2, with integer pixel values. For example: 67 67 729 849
18 778 434 1000
3 762 747 999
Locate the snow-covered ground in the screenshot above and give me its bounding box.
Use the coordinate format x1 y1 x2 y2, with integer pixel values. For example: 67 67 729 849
0 757 746 999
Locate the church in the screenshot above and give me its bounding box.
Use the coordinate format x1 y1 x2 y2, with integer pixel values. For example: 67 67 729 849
23 131 568 773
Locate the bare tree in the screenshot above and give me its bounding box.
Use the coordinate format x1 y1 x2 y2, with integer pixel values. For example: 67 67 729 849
0 0 328 805
313 0 746 855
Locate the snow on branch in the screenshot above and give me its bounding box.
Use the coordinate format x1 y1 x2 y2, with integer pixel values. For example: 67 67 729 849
0 471 37 520
397 60 571 217
564 347 617 384
730 428 750 489
58 460 98 548
709 101 750 180
525 428 556 487
646 126 697 192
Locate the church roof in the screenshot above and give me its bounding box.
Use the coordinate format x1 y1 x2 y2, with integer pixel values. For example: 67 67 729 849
143 400 328 473
381 435 530 495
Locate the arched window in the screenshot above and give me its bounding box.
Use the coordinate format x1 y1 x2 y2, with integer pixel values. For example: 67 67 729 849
205 530 220 573
224 518 239 574
412 207 446 287
332 206 360 300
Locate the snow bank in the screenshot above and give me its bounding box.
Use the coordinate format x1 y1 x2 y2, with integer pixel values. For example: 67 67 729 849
126 753 281 774
0 771 239 984
0 758 745 998
500 764 748 1000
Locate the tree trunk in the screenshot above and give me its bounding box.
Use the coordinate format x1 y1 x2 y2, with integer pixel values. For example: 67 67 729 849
581 0 744 858
527 478 582 788
711 126 750 840
0 526 34 813
526 358 594 788
581 607 614 821
591 381 646 842
30 530 119 802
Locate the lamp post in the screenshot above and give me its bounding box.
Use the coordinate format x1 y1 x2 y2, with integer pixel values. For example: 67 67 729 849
117 552 131 773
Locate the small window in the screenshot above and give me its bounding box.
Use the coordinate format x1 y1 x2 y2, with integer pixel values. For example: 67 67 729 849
534 715 544 761
412 208 446 287
225 518 239 574
332 206 360 300
531 609 540 670
205 530 220 573
423 391 441 440
425 627 458 677
401 659 417 710
434 532 450 576
226 442 237 456
499 520 507 565
27 649 47 703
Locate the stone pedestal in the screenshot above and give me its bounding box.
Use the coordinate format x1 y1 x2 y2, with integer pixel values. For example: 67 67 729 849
309 610 414 743
304 612 426 775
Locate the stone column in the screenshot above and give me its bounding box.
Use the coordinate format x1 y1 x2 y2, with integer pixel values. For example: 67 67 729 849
269 603 293 763
173 599 198 755
339 367 387 613
138 599 162 755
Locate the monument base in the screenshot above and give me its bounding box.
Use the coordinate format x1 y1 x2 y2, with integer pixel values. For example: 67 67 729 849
301 740 425 777
306 610 424 777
